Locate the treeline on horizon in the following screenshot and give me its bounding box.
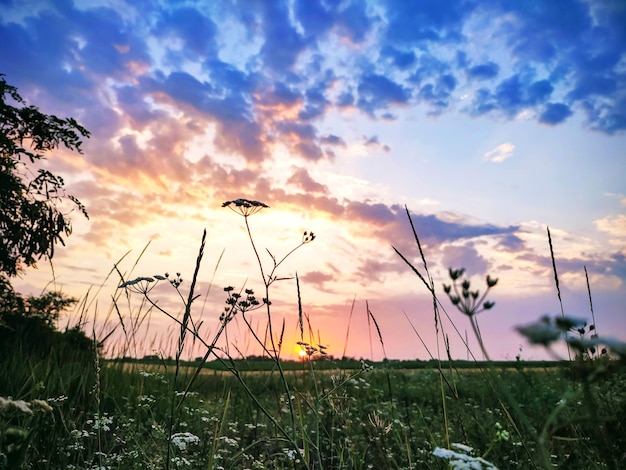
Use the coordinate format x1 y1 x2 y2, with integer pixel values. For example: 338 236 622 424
110 355 569 371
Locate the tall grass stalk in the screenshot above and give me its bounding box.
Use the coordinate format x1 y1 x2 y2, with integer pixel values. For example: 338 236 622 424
547 226 571 360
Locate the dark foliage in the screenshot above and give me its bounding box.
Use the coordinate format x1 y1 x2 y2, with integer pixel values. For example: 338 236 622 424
0 276 94 360
0 74 89 277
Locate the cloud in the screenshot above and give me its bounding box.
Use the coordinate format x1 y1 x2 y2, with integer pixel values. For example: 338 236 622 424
406 213 519 242
417 73 457 113
336 90 355 107
3 0 626 141
579 96 626 135
115 85 163 125
275 122 325 161
496 233 526 252
495 1 626 133
256 81 302 108
354 257 406 284
533 250 626 285
604 193 626 207
383 0 473 45
293 0 333 38
142 71 267 163
363 135 390 153
299 85 330 121
320 135 346 147
440 244 489 276
319 201 522 266
595 214 626 238
357 74 410 114
605 252 626 281
381 46 416 69
467 62 499 80
300 270 336 290
153 7 218 58
470 74 554 118
483 143 515 163
258 2 308 72
287 168 328 194
346 201 398 226
539 103 573 125
294 0 374 45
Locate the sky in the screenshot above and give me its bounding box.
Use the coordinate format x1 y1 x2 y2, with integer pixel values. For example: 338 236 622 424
2 0 625 362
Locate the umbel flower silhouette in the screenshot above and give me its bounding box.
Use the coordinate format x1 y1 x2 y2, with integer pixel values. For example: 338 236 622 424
222 198 269 217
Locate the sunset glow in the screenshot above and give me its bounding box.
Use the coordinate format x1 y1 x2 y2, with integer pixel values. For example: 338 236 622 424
2 0 625 362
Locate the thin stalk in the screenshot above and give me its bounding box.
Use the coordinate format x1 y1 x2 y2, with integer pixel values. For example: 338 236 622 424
166 229 206 469
547 226 571 360
584 266 597 335
243 215 298 442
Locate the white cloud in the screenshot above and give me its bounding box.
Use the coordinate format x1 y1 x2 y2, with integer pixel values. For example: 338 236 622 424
483 143 515 163
595 214 626 238
603 192 626 206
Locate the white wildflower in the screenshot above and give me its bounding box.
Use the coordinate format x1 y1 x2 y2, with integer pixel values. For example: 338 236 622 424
171 432 200 450
452 443 474 453
170 456 191 467
0 396 33 415
433 445 498 469
219 436 239 448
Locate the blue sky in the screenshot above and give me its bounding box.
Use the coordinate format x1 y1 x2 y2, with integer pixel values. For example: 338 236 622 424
2 0 625 360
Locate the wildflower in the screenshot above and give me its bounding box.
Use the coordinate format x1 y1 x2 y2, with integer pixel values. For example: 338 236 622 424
433 444 498 469
602 337 626 358
449 268 465 280
48 395 68 403
170 456 191 467
368 411 392 435
0 397 32 415
168 272 183 288
282 448 304 463
302 231 316 243
90 415 113 431
29 399 53 413
444 268 498 317
554 316 586 332
171 432 200 450
219 436 239 448
118 276 163 293
222 198 269 217
516 317 563 346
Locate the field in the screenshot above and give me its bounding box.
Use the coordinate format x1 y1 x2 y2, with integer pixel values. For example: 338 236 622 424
2 206 625 469
1 353 625 469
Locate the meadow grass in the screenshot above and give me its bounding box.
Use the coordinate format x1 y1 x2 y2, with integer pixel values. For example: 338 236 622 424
1 200 625 469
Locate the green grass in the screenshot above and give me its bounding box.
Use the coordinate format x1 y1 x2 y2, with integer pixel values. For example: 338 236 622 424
1 356 625 469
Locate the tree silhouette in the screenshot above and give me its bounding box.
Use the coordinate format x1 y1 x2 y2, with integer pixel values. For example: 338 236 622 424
0 75 93 359
0 74 90 277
